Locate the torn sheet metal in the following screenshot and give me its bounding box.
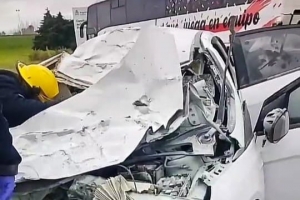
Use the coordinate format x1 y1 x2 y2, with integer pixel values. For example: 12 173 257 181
11 27 183 181
55 27 201 88
38 52 68 70
55 28 141 87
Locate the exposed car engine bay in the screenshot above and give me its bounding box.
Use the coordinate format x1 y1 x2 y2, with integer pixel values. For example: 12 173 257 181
65 48 240 199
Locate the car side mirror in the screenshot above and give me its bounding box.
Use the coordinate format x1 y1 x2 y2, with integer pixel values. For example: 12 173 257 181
263 108 289 143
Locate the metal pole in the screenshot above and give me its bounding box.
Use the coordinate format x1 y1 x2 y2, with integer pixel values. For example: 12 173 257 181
16 9 22 35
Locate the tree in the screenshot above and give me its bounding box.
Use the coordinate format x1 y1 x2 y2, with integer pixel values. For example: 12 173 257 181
0 31 5 35
33 9 76 50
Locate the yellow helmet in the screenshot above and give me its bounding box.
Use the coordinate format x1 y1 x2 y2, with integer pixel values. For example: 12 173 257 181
17 63 59 102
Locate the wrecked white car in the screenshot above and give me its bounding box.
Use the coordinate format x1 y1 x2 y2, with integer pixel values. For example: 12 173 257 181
11 27 295 200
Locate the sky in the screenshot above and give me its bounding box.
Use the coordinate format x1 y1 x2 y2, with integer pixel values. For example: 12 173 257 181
0 0 101 33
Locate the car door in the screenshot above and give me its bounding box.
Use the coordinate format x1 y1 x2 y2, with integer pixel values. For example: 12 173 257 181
231 24 300 129
253 77 300 200
209 24 300 200
230 26 300 199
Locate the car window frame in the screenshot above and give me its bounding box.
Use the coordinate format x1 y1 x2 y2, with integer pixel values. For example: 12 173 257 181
211 36 238 88
232 24 300 90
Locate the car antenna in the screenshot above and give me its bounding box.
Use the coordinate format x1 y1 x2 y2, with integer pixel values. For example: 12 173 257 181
216 15 237 125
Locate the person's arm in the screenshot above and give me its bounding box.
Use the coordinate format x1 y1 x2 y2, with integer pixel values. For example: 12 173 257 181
0 105 21 176
3 94 56 127
0 106 20 199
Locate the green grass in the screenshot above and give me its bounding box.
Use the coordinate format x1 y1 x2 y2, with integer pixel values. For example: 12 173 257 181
0 35 73 70
0 35 35 70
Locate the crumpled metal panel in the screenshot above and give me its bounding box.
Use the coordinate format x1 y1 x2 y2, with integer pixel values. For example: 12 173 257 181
11 27 184 181
38 52 67 70
55 28 141 87
54 27 201 89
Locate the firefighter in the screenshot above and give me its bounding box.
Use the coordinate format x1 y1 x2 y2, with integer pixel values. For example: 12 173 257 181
0 105 21 199
0 63 60 127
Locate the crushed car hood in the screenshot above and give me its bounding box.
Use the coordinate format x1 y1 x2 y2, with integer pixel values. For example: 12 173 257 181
54 27 200 88
11 27 243 183
55 28 141 88
11 27 193 181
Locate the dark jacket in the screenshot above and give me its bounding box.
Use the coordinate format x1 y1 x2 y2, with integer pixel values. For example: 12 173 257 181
0 70 60 176
0 106 21 176
0 70 56 128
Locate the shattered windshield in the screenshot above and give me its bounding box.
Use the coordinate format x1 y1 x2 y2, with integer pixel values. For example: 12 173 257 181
233 27 300 88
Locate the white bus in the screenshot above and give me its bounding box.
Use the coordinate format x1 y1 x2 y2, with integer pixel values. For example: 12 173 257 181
79 0 300 44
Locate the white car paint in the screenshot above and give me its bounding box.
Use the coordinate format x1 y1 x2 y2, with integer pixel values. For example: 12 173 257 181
259 128 300 200
210 140 264 200
241 70 300 130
